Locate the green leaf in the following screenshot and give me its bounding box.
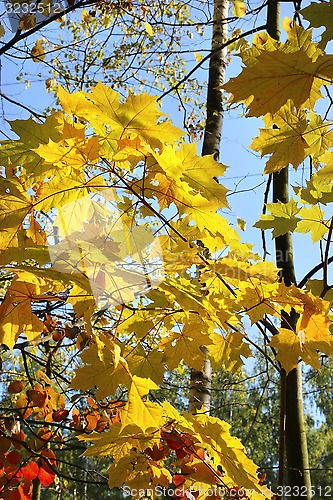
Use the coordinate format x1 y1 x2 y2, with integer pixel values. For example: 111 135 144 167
253 199 301 237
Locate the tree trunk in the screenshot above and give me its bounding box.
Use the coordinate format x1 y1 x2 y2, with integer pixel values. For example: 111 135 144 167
202 0 229 161
267 2 312 497
189 351 212 414
32 479 41 500
188 0 229 414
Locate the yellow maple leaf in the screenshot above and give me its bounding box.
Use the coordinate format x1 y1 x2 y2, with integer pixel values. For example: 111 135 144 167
126 345 166 385
232 0 246 17
0 113 62 178
254 199 301 238
117 308 156 338
285 24 322 58
57 85 94 119
34 136 100 171
224 47 333 116
107 450 171 490
78 423 147 460
67 283 95 319
149 144 229 221
0 272 50 349
270 325 333 373
305 279 333 302
295 205 328 242
194 51 202 62
112 136 153 167
35 175 105 213
270 328 307 373
305 111 333 163
203 258 279 290
178 143 229 207
316 151 333 182
159 321 211 371
236 281 282 324
270 291 333 372
250 102 309 173
26 214 47 245
0 178 33 251
282 16 293 33
189 413 265 493
144 21 153 37
209 331 252 373
71 341 131 399
237 217 246 231
294 169 333 205
107 453 146 488
57 83 183 155
300 0 333 50
120 376 163 432
161 403 272 497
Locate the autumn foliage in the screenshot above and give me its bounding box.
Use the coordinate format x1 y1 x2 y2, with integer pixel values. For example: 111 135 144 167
0 13 333 499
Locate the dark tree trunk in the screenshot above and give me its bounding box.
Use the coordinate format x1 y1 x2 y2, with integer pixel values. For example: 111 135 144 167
267 2 311 497
32 479 41 500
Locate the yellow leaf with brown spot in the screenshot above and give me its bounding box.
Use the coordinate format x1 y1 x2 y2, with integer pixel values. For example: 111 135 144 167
31 39 46 62
19 13 36 30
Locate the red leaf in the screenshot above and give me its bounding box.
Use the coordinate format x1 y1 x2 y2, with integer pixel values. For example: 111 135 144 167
164 435 183 451
145 444 166 461
258 472 266 485
95 417 109 433
52 410 69 422
175 448 188 459
71 408 81 428
41 449 57 467
37 428 52 442
18 480 33 500
6 451 21 465
173 474 186 487
4 465 22 482
21 462 39 481
38 464 55 487
12 431 26 451
0 437 11 456
3 489 21 500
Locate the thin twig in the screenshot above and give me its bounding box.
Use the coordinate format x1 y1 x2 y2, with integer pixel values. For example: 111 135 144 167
157 25 267 101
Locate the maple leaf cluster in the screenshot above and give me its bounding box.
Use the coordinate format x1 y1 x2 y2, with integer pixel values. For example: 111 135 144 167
0 15 333 497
